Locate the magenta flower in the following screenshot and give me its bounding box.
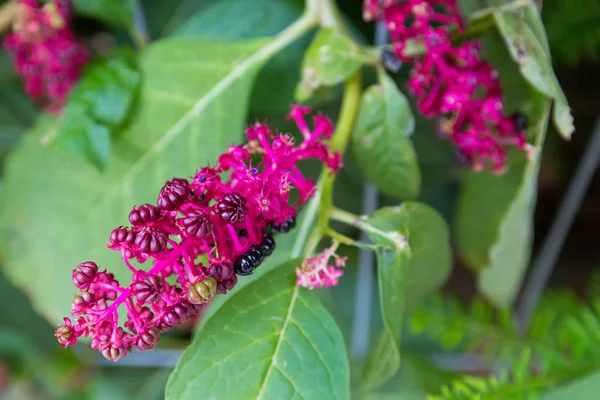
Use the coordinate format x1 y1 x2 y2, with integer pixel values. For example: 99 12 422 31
3 0 89 112
364 0 527 173
56 106 341 361
296 241 347 289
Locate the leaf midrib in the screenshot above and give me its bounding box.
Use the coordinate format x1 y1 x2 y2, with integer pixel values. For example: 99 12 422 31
255 285 299 399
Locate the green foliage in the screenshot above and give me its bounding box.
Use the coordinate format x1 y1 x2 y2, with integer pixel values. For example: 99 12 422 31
456 26 552 308
50 50 140 170
296 28 367 101
543 0 600 65
352 70 420 200
172 0 310 114
362 204 451 389
166 264 350 400
0 38 267 322
72 0 134 27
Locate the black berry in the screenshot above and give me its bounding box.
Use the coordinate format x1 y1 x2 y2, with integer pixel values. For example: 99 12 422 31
511 112 527 132
260 233 276 256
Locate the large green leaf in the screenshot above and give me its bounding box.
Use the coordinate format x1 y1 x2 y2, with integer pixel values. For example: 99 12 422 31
296 28 366 101
494 6 574 139
172 0 309 114
352 71 420 200
362 203 451 389
72 0 133 27
50 51 140 170
166 265 350 400
0 38 273 323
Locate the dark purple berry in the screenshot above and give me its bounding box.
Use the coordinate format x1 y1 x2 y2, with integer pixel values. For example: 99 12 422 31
129 204 161 225
233 256 254 276
246 246 264 268
157 178 189 210
273 216 296 233
511 112 527 132
216 192 248 224
454 150 471 167
260 233 276 256
381 49 402 73
178 210 213 238
217 275 238 294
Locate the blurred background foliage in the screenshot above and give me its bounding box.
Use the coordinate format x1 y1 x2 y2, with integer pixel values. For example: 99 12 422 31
0 0 599 398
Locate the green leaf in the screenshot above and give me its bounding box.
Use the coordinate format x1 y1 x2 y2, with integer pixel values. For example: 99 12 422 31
0 37 272 323
352 71 420 200
493 6 574 139
172 0 309 114
72 0 133 27
362 203 452 389
166 264 350 400
541 372 600 399
455 27 552 307
50 52 140 170
296 28 366 101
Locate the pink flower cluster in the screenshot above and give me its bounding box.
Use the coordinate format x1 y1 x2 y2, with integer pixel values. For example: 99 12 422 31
296 240 347 289
55 106 341 361
3 0 89 113
364 0 527 173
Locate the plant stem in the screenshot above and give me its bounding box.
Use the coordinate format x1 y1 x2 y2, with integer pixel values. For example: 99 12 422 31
331 207 401 247
325 228 379 251
317 72 363 230
131 0 150 48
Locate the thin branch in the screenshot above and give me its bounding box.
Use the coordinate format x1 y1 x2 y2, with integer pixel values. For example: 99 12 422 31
516 117 600 334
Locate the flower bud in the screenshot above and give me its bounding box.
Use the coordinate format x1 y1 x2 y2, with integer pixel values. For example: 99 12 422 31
129 204 161 226
135 326 160 351
216 192 248 223
132 275 162 304
186 277 218 304
178 210 213 238
55 323 75 347
134 227 168 254
72 291 94 315
207 259 234 281
101 345 127 362
72 261 98 289
157 178 189 210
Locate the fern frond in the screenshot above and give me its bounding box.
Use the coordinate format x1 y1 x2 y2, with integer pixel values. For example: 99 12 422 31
428 351 551 400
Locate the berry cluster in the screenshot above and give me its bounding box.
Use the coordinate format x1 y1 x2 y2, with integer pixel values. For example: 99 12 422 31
3 0 89 112
364 0 528 173
55 105 341 361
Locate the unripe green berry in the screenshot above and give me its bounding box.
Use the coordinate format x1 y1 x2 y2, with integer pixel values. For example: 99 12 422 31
186 276 218 304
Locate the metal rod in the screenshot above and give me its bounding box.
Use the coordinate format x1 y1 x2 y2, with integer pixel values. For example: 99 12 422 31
517 118 600 334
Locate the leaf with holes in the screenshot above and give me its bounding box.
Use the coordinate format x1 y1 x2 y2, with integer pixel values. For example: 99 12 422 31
0 37 275 323
49 51 140 170
166 264 350 400
494 6 574 139
361 203 451 389
352 71 419 200
296 28 366 101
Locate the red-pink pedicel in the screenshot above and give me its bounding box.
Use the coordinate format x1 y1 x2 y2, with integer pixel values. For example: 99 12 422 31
364 0 528 173
55 106 341 361
3 0 89 112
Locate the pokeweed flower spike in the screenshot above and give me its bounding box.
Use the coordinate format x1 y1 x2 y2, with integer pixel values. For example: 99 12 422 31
296 240 347 289
3 0 89 113
364 0 528 174
55 105 341 361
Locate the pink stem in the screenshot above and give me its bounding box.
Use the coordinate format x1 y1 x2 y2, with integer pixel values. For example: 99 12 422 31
226 224 244 252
